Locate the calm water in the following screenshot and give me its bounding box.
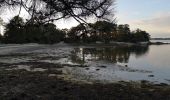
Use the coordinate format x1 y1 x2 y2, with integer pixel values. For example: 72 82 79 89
1 43 170 84
66 45 170 84
151 39 170 43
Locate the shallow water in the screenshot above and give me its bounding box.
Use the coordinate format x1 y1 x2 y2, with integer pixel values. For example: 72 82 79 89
65 45 170 84
1 44 170 84
127 45 170 84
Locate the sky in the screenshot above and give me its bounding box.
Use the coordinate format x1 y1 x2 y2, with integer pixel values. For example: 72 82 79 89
0 0 170 38
116 0 170 38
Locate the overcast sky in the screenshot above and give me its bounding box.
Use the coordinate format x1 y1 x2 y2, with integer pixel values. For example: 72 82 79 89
0 0 170 38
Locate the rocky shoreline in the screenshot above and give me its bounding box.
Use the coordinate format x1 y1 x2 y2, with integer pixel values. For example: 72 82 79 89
0 67 170 100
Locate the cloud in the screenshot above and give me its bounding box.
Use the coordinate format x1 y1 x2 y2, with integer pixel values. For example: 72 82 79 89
130 12 170 37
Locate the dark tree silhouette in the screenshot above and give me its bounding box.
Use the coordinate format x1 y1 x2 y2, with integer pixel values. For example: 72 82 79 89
0 0 115 24
116 24 131 42
3 16 65 44
2 15 150 44
3 16 25 43
92 21 117 43
67 24 85 42
66 22 150 43
131 29 150 42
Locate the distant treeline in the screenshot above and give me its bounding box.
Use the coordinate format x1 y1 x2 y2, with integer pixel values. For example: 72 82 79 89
0 16 150 44
151 38 170 40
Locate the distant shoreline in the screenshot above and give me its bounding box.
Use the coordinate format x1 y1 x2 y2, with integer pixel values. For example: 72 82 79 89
0 41 170 46
151 38 170 40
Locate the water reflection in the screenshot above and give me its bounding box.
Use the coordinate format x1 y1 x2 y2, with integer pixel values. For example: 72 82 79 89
70 45 149 64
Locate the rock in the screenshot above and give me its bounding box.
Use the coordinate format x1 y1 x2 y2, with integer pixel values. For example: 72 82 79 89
148 75 154 77
159 83 168 86
85 68 89 70
98 66 107 68
48 74 57 77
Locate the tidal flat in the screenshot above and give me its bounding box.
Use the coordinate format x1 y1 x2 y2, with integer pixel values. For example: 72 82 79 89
0 43 170 99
